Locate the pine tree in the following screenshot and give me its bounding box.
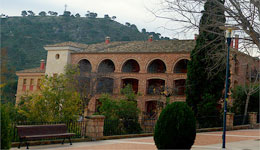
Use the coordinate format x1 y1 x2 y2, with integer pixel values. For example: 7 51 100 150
186 0 226 119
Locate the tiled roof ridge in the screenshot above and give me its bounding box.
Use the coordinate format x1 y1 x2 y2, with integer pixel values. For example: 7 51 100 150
94 41 131 52
16 67 45 73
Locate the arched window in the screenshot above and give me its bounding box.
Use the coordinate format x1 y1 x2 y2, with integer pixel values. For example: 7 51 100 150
147 59 166 73
122 59 140 73
78 59 92 73
147 79 165 95
174 59 189 73
98 59 115 73
96 77 114 94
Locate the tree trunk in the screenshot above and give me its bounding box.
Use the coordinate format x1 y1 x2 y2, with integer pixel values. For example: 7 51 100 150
242 94 251 124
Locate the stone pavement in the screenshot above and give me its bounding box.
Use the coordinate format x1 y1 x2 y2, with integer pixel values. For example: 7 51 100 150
12 129 260 150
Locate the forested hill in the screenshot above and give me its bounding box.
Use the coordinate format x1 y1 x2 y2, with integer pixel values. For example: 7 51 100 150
1 15 168 74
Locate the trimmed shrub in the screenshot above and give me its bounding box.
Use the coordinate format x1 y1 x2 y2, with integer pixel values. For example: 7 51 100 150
1 105 12 149
154 102 196 149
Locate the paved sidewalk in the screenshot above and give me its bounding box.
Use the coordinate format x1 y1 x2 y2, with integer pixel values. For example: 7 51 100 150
12 129 260 150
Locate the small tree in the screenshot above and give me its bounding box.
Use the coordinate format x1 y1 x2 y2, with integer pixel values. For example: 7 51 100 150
125 22 131 27
27 10 35 16
232 85 259 115
39 11 47 16
98 86 141 135
48 11 58 16
104 14 111 20
111 16 116 20
17 74 82 122
75 13 80 17
120 84 137 101
154 102 196 149
21 10 27 17
85 11 97 18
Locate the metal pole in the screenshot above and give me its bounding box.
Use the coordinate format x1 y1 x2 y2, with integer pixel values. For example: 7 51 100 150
222 37 231 149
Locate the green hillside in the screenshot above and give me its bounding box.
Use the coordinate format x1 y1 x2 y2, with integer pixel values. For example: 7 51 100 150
1 16 167 72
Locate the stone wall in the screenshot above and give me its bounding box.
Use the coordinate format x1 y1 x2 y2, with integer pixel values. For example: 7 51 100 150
226 113 234 130
248 112 257 125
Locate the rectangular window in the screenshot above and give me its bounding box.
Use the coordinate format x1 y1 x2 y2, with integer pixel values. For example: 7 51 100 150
22 79 27 91
37 79 41 90
30 79 34 91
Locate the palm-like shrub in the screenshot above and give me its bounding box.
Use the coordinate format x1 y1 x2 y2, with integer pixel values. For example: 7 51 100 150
154 102 196 149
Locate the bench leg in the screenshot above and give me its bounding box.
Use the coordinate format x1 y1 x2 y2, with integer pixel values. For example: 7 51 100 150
69 137 72 145
25 141 29 149
62 138 65 144
18 139 22 149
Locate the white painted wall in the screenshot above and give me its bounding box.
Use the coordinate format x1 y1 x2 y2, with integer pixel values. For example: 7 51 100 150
44 46 81 76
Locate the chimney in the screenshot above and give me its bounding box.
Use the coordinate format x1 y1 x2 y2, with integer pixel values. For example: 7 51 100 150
148 35 153 42
40 59 45 70
234 34 239 50
105 36 110 44
194 34 198 40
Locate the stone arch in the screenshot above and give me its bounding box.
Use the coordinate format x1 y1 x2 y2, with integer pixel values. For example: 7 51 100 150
122 59 140 73
173 58 189 73
147 59 166 73
78 59 92 73
97 59 115 73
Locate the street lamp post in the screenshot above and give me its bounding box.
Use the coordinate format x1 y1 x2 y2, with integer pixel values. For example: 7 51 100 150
220 26 239 150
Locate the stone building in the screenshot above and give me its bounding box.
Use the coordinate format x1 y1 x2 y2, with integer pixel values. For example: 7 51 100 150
16 36 259 119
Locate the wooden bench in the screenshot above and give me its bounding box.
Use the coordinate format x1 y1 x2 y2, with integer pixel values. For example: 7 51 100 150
16 124 76 149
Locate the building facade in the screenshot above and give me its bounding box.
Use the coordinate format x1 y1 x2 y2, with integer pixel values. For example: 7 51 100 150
16 36 259 119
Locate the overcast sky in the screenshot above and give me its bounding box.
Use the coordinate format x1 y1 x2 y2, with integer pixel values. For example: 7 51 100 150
0 0 196 39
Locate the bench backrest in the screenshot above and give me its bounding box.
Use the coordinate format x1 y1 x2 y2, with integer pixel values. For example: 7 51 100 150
16 124 68 137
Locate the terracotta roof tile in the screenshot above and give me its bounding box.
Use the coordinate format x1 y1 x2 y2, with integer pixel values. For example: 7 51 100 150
80 40 196 53
44 40 196 53
45 42 89 49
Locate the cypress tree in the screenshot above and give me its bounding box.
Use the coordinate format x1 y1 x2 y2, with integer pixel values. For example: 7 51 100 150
186 0 226 120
